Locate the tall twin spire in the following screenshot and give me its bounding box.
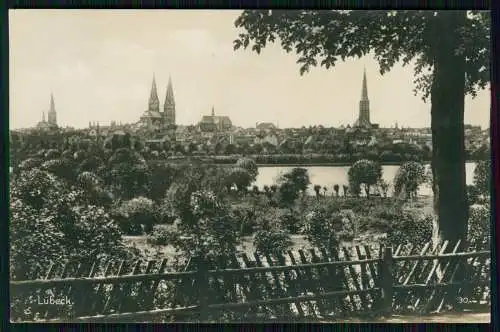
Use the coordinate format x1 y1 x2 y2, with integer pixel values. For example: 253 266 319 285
147 73 176 127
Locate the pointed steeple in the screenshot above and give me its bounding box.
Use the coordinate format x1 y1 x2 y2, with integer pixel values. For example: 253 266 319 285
42 112 46 122
212 106 215 117
50 93 55 112
355 67 371 128
148 74 160 113
164 75 175 105
163 75 176 127
47 93 57 126
361 67 368 100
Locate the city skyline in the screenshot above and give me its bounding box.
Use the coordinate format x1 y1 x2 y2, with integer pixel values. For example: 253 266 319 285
9 10 490 130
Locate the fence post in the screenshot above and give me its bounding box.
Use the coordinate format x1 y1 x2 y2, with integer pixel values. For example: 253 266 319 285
378 246 394 317
194 256 210 322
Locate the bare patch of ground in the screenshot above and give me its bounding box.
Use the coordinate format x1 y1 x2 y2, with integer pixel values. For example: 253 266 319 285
324 311 490 323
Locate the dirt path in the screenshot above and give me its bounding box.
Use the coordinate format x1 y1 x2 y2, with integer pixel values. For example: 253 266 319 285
322 312 490 323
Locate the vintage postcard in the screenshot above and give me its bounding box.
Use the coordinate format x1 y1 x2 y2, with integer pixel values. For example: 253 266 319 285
9 9 491 323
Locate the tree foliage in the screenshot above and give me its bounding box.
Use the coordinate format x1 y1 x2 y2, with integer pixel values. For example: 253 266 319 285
233 10 489 100
348 159 382 197
393 161 426 199
473 160 491 197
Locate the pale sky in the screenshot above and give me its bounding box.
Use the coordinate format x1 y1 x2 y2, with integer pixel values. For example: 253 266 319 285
9 10 490 129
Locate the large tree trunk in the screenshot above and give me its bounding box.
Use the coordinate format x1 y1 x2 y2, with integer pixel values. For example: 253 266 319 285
430 11 468 251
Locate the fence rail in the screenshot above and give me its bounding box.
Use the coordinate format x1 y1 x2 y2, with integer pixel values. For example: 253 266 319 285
10 241 491 322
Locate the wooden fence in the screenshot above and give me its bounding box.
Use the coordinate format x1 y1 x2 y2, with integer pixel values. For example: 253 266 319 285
10 240 490 322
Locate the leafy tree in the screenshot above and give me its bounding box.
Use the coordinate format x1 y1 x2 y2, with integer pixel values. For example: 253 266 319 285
226 167 253 193
473 160 491 197
304 202 356 251
279 167 310 194
165 190 239 261
342 184 349 197
348 159 382 197
393 161 426 200
313 184 322 197
333 184 340 197
236 157 259 180
147 162 178 202
233 9 489 246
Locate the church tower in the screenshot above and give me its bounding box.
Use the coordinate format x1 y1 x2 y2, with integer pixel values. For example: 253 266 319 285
355 68 371 128
163 75 176 127
47 93 57 126
148 74 160 113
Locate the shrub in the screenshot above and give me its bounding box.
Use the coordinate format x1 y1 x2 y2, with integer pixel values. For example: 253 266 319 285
253 230 293 257
393 161 426 200
235 157 259 180
116 197 157 235
304 202 356 250
348 159 382 197
467 205 490 251
146 225 171 246
386 212 434 250
473 160 491 197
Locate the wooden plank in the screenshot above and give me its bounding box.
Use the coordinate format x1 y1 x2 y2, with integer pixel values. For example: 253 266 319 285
342 247 369 312
88 260 114 315
329 248 358 312
75 260 101 317
43 261 70 319
147 258 168 310
241 253 271 319
298 249 324 318
319 247 350 316
413 241 449 310
102 260 127 314
396 243 415 283
263 253 294 318
422 240 462 313
287 250 317 319
276 254 305 318
116 260 142 313
135 260 155 311
254 252 286 318
354 247 372 309
392 250 489 262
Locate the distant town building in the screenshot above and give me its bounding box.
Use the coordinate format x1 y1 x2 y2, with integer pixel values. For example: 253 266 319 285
256 122 277 131
36 94 58 130
199 106 233 134
137 74 176 139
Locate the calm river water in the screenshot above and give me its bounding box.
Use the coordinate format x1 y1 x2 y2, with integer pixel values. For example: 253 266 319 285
254 162 477 197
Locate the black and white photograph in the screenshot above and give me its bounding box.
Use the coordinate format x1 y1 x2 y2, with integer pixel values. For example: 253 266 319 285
8 9 492 323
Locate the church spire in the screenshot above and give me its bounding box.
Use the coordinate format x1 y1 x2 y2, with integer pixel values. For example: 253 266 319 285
212 106 215 116
148 74 160 113
47 93 57 126
50 93 55 112
163 75 176 127
361 67 368 100
355 67 371 128
42 111 46 122
165 75 175 105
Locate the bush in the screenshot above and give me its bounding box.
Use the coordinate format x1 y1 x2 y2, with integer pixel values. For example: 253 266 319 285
348 159 382 197
467 205 490 251
10 169 127 280
304 202 356 250
253 230 293 257
146 225 171 246
116 197 157 235
386 212 434 250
